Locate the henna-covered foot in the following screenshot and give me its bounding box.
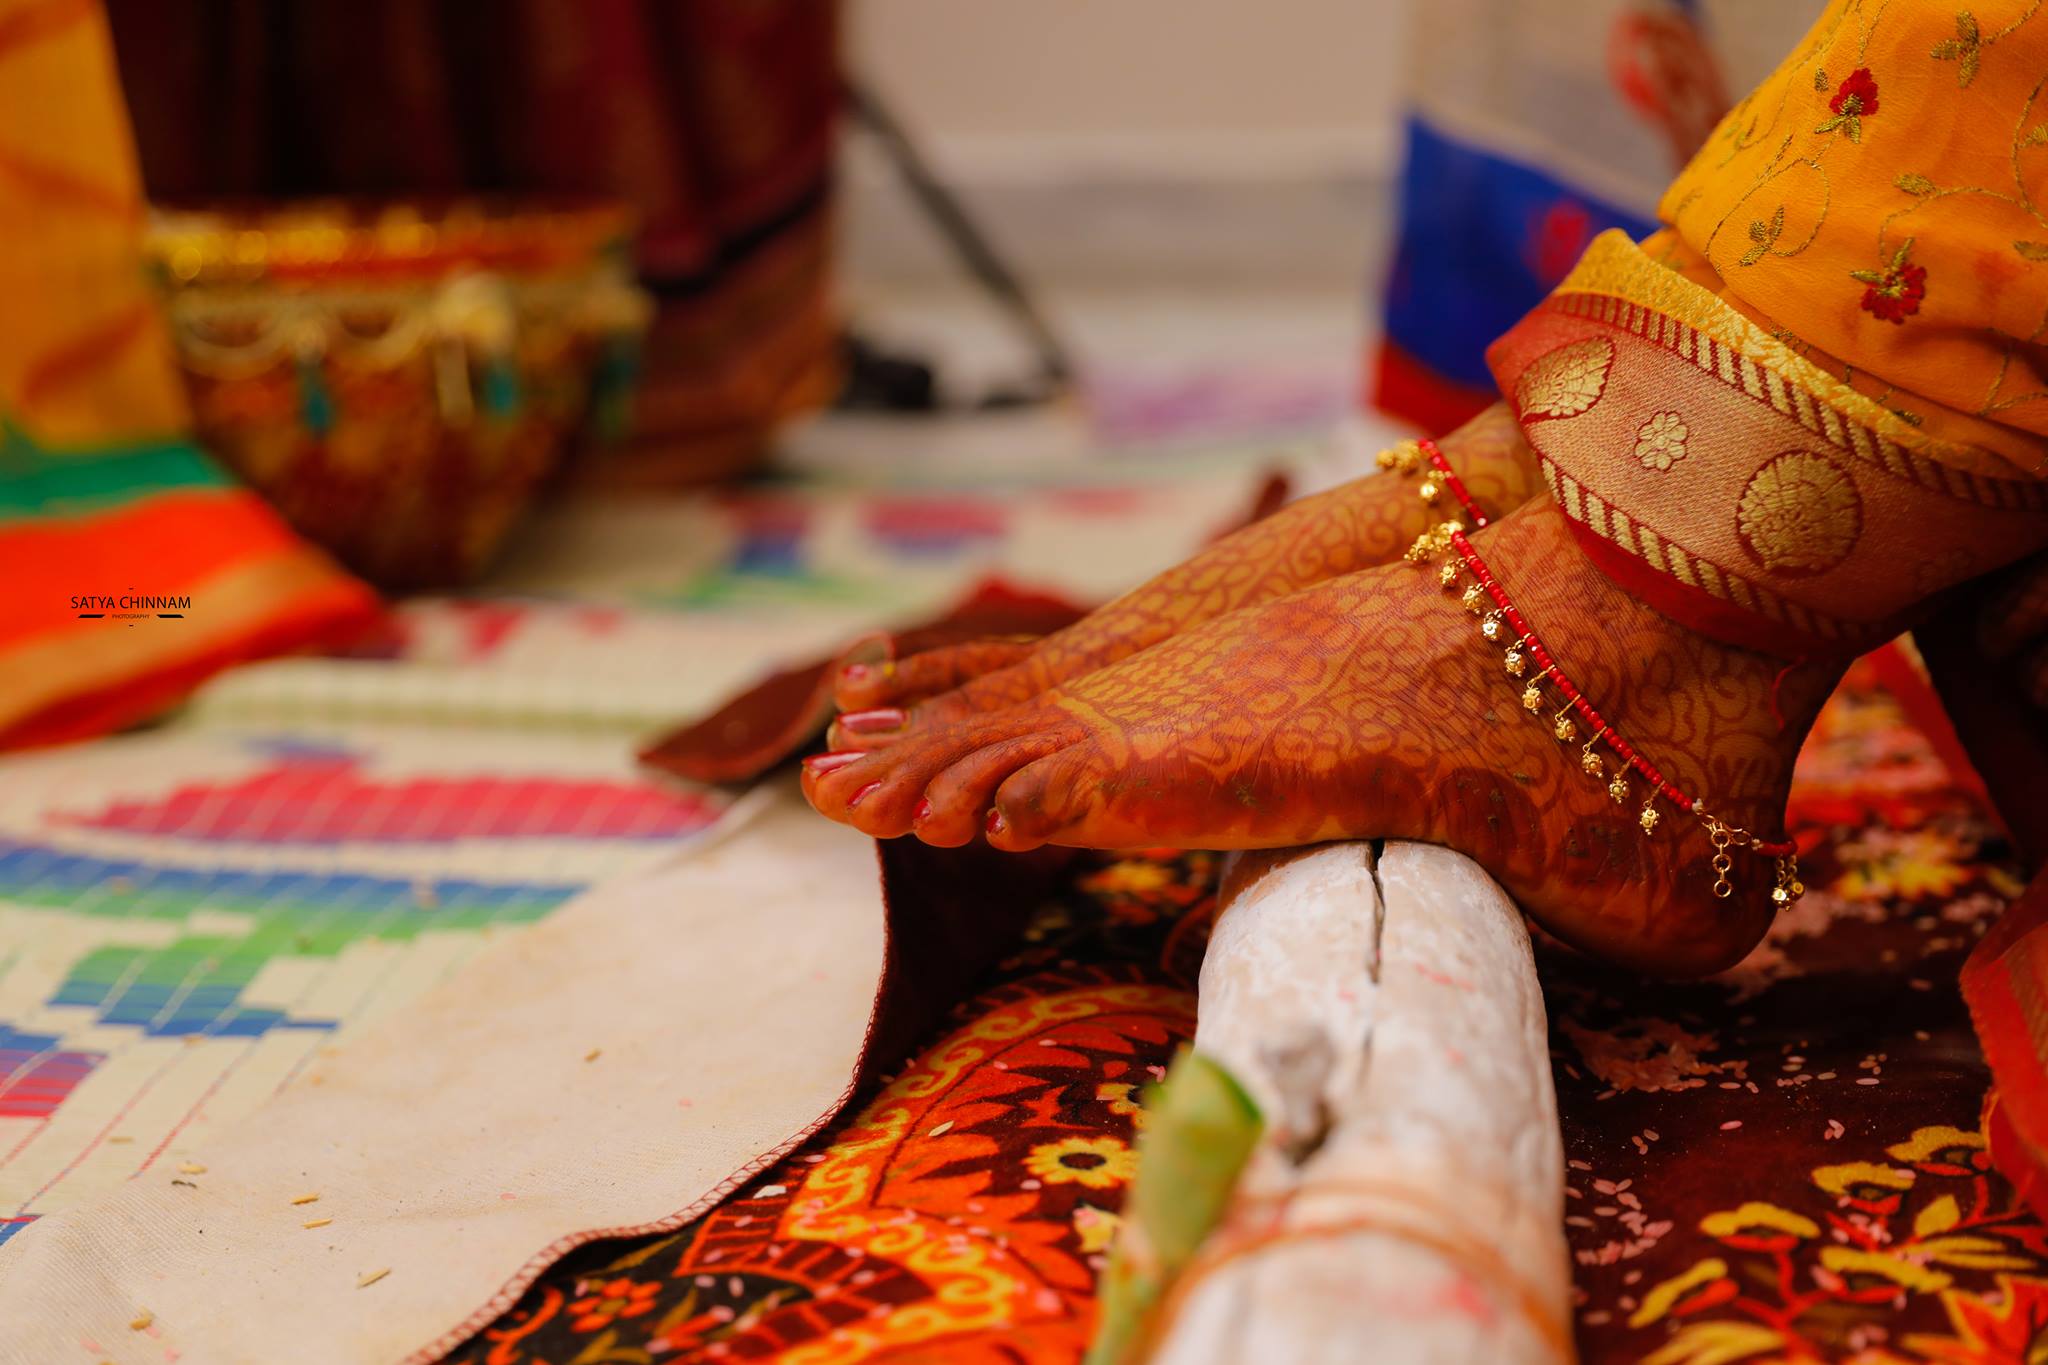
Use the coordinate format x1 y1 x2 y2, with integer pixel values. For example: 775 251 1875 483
826 404 1541 747
805 494 1842 976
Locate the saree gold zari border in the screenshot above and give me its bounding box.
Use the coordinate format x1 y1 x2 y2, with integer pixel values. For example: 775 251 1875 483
1552 233 2045 508
1488 232 2048 654
1535 453 1847 645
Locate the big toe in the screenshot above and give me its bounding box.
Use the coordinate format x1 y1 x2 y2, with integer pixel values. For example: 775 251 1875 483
987 746 1115 851
914 732 1082 847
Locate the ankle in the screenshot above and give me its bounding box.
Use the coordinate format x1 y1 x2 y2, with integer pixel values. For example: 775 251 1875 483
1464 497 1839 829
1435 402 1545 518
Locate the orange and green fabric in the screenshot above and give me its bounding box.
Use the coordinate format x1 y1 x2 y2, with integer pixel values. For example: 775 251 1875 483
0 0 375 749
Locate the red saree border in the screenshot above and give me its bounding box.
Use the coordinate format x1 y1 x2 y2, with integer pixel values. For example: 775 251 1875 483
1964 870 2048 1219
1540 453 1894 656
1547 290 2048 514
1490 232 2048 657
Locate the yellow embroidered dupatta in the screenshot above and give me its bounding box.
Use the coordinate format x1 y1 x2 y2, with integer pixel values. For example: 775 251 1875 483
1486 0 2048 1204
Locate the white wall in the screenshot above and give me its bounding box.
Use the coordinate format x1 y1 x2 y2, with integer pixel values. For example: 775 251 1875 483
842 0 1410 288
847 0 1410 178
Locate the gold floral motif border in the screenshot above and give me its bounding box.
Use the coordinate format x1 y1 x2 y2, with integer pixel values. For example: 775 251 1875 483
1536 453 1852 644
1553 232 2048 513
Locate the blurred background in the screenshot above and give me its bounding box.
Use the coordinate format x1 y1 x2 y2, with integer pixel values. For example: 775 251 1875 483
0 0 1840 1270
9 0 1816 743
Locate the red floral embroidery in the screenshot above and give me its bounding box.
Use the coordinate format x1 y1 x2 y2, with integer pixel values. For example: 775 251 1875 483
1830 67 1880 117
1853 238 1927 324
1862 262 1927 322
1816 67 1879 140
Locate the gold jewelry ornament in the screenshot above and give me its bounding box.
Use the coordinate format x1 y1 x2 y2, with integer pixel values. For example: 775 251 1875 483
1376 440 1425 475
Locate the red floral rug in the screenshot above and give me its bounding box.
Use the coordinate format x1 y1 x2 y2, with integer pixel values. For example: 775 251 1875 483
451 659 2041 1364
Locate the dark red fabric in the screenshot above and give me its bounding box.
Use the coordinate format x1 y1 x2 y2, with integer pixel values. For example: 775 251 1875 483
103 0 838 266
1565 516 1892 662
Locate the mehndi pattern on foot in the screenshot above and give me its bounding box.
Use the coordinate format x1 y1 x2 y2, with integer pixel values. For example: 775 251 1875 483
826 404 1545 748
805 494 1834 976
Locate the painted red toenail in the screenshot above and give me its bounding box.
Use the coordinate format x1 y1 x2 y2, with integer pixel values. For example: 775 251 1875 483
840 663 870 684
838 708 906 735
847 781 883 809
985 809 1006 836
913 798 933 823
804 751 863 775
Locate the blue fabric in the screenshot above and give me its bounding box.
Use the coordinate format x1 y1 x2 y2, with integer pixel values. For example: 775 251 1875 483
1381 116 1656 389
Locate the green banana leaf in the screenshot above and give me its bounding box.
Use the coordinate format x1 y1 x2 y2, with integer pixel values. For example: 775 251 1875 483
1085 1047 1264 1365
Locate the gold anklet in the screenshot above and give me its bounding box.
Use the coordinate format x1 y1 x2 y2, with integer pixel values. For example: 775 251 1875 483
1386 442 1802 907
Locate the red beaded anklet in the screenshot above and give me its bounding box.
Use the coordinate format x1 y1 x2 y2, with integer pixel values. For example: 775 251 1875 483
1379 439 1802 908
1378 437 1492 528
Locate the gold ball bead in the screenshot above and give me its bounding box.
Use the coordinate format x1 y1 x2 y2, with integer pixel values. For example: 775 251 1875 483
1554 716 1577 742
1438 562 1460 587
1419 481 1441 504
1638 804 1660 833
1771 885 1792 906
1581 750 1603 777
1377 441 1421 474
1504 649 1525 677
1480 614 1503 641
1608 775 1628 804
1521 684 1543 712
1461 584 1485 613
